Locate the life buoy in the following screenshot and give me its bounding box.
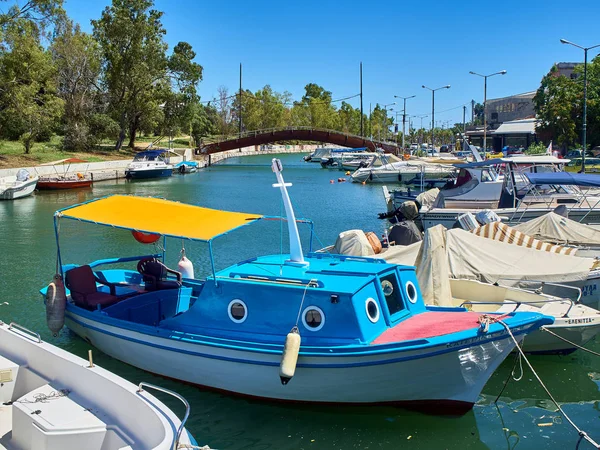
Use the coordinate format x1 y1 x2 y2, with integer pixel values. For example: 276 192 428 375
132 230 161 244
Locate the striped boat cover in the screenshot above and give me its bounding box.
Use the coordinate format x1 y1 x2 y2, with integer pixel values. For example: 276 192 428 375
471 222 577 255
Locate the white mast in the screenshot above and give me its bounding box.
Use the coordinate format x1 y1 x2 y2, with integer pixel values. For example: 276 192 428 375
271 158 307 266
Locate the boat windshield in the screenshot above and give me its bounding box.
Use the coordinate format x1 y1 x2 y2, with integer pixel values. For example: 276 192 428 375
133 152 165 162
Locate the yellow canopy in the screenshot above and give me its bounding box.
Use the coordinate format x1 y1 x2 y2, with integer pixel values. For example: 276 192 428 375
56 195 262 241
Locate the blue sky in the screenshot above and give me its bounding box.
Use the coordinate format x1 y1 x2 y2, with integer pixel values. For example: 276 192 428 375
64 0 600 127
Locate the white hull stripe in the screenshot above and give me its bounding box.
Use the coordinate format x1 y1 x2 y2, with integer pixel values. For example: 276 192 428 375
66 314 531 369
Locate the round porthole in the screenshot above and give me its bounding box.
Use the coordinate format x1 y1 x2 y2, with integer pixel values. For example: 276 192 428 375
228 299 247 323
405 281 418 304
302 306 325 332
365 298 379 323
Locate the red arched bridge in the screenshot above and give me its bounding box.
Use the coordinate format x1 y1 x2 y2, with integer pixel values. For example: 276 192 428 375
198 127 400 155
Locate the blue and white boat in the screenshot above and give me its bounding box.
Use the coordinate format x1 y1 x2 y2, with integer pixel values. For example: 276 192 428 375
173 160 199 174
41 159 552 413
125 150 173 179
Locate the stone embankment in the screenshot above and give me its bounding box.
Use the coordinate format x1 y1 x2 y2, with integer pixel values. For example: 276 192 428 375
0 145 334 180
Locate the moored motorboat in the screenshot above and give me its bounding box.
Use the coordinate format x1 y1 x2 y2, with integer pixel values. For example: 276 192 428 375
351 153 456 184
448 279 600 354
125 150 173 179
0 319 199 450
40 159 553 413
37 158 93 190
173 161 199 174
0 169 38 200
37 176 92 190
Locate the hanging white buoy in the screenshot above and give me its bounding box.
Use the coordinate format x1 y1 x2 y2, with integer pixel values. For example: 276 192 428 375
178 248 194 279
279 326 301 385
46 274 66 336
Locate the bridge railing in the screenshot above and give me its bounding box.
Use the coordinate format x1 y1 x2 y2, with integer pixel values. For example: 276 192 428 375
199 126 400 148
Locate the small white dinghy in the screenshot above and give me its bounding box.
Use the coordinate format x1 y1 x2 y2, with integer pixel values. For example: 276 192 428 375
449 279 600 354
0 169 38 200
0 320 201 450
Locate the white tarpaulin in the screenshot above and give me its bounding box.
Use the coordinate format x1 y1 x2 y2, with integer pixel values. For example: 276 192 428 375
413 225 453 306
445 227 593 287
380 225 593 292
513 212 600 246
332 230 375 257
379 241 421 266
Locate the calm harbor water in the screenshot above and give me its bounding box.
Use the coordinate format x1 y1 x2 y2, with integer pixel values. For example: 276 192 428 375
1 152 599 449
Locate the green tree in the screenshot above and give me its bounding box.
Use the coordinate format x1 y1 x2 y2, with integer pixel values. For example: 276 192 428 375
299 83 339 129
0 0 64 35
369 104 393 141
338 101 361 135
160 41 203 142
190 102 218 146
51 17 105 150
534 65 580 149
92 0 169 149
0 19 63 153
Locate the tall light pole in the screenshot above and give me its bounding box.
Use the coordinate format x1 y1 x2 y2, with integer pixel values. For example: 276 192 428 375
560 39 600 173
381 102 395 142
469 70 506 153
422 85 450 149
394 95 415 150
414 114 428 148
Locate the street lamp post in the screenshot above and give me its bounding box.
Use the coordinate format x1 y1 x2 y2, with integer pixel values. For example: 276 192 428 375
560 39 600 173
469 70 507 154
382 102 395 142
414 114 428 148
421 85 450 150
394 95 415 150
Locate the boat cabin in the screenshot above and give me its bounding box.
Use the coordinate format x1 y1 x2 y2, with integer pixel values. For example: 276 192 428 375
48 194 427 347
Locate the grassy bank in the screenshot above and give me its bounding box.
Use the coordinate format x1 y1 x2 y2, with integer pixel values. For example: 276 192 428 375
0 135 192 169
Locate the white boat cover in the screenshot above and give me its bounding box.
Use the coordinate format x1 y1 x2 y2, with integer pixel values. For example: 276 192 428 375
380 225 594 289
332 230 375 256
380 241 421 266
445 226 593 287
415 188 440 209
413 225 454 306
513 212 600 246
471 221 577 255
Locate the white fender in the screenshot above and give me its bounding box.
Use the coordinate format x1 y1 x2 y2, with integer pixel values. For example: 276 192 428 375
46 274 66 336
178 255 194 279
279 327 301 385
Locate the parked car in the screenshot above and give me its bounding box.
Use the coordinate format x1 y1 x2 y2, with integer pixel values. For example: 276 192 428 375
566 149 595 159
439 144 451 153
566 157 600 173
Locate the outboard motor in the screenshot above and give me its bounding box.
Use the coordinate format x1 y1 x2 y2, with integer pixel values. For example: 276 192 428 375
553 204 569 218
388 221 422 246
377 199 422 225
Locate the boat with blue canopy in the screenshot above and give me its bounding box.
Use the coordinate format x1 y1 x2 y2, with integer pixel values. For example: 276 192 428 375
125 150 173 179
40 159 552 413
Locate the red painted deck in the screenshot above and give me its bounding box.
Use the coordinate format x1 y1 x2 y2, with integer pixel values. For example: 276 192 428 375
372 311 487 344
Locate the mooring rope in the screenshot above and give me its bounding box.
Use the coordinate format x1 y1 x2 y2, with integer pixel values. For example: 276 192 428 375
495 319 600 449
541 326 600 357
17 389 71 404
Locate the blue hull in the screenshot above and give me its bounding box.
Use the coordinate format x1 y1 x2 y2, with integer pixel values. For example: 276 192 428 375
125 169 173 179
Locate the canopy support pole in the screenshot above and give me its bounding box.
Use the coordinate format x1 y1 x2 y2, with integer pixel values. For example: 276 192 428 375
53 215 63 276
208 240 218 287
